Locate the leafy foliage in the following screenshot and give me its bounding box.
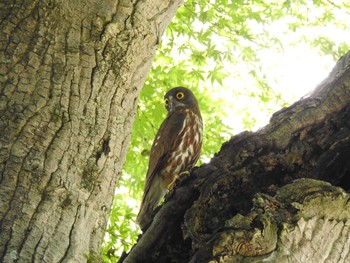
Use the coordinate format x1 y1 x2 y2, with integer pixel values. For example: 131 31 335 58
102 0 350 261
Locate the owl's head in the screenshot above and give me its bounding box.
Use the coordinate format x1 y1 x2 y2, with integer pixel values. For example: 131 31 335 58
164 87 200 113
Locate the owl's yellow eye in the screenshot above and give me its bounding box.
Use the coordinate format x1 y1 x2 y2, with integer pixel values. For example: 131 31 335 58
164 98 169 106
176 92 185 100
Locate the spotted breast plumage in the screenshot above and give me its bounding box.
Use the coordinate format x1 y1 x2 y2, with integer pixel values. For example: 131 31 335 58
136 87 203 230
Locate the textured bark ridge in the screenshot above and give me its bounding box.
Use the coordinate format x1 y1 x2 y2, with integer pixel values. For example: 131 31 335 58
121 52 350 262
0 0 183 262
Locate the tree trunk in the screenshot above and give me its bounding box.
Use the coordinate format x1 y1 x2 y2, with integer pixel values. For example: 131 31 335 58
121 52 350 262
0 0 182 262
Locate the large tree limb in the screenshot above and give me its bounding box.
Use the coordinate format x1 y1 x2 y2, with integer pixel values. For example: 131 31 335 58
122 51 350 262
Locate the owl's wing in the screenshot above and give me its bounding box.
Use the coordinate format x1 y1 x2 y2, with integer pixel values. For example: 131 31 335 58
142 110 186 197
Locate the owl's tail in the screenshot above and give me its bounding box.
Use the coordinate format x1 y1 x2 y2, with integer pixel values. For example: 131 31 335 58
136 178 167 231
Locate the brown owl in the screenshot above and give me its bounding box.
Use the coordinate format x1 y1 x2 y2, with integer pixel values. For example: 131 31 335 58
136 87 203 230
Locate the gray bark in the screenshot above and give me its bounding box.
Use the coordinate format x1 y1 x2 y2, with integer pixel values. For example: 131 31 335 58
0 0 183 262
121 51 350 262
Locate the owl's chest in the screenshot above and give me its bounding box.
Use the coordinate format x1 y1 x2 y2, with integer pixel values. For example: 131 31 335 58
160 110 203 184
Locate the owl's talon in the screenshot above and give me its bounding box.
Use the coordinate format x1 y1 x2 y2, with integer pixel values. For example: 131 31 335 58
167 171 190 190
167 175 178 190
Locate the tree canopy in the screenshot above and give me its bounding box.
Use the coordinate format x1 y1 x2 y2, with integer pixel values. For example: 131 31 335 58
102 1 350 261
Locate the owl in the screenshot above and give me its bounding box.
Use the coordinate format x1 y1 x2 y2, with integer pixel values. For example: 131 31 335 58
136 87 203 230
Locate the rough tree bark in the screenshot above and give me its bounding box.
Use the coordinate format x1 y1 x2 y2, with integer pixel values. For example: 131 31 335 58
121 52 350 262
0 0 183 262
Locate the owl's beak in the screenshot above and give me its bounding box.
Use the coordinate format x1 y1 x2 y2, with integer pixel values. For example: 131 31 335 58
168 96 185 112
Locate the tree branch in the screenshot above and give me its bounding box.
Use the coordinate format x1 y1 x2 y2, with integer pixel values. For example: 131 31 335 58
121 50 350 262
